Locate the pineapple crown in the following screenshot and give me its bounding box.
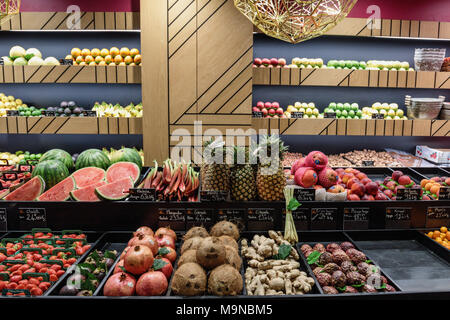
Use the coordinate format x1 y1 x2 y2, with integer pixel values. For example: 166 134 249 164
231 146 250 165
203 138 231 164
254 134 288 164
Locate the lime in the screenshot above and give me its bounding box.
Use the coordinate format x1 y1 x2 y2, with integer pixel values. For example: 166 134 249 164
354 115 360 119
19 111 25 116
29 106 36 111
338 61 346 68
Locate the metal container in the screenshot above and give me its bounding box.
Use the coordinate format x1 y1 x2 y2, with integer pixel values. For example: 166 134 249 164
440 108 450 120
407 98 444 119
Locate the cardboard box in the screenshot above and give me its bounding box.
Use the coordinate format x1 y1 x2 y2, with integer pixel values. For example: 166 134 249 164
416 146 450 164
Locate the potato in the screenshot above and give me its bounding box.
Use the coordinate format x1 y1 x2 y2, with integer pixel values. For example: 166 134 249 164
218 235 238 252
208 264 243 296
196 236 226 270
184 226 209 241
210 221 239 241
178 249 198 267
171 262 207 296
180 236 204 255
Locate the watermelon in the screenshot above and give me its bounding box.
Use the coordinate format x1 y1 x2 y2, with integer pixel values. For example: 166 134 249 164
32 160 70 190
110 148 143 170
95 177 134 201
0 189 10 200
39 149 74 170
38 176 75 201
4 176 45 201
75 149 111 170
71 181 106 202
106 162 140 184
71 167 106 189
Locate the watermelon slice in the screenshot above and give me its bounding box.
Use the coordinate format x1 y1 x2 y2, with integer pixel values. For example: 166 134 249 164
4 176 45 201
95 177 134 201
106 162 140 184
0 189 10 200
71 181 106 202
71 167 106 189
38 176 75 201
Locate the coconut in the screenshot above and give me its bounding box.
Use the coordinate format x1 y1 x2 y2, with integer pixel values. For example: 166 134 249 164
207 264 243 296
177 249 198 267
184 226 209 241
171 262 206 296
224 245 241 270
196 237 226 270
210 221 239 241
180 237 204 255
218 235 238 252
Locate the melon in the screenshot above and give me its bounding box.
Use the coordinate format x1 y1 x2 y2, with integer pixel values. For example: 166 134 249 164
75 149 111 170
106 162 140 184
95 177 134 201
71 181 106 202
109 148 143 170
38 176 75 201
4 176 45 201
71 167 106 189
32 160 69 190
39 149 73 171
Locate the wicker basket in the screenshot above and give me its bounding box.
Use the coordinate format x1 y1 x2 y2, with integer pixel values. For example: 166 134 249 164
234 0 357 44
0 0 20 23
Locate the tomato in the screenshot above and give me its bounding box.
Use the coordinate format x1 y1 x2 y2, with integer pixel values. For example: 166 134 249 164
10 270 23 277
82 245 91 253
47 269 56 275
24 268 36 274
34 232 44 238
0 265 6 272
75 248 84 256
6 248 15 256
63 264 70 269
14 253 23 259
33 254 42 261
16 284 26 290
27 259 34 267
33 263 43 270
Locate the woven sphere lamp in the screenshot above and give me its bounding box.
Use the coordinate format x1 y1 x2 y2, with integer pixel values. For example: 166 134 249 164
0 0 20 23
234 0 357 44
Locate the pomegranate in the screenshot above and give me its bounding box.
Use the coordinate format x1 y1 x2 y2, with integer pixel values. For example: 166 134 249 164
136 271 168 296
133 226 154 237
103 273 136 296
158 246 177 263
155 227 177 241
124 245 154 275
153 258 173 279
120 246 131 260
156 234 175 249
128 234 158 256
113 259 125 274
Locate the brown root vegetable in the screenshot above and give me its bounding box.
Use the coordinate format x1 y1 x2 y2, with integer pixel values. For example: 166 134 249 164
178 249 198 267
184 227 209 241
171 262 206 296
219 235 238 252
210 221 239 241
208 264 243 296
180 237 204 255
224 245 241 270
196 237 226 269
323 286 338 294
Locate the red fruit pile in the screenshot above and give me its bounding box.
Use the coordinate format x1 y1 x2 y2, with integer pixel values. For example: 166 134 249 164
103 226 177 297
0 164 33 195
252 101 285 118
420 176 450 200
253 57 287 68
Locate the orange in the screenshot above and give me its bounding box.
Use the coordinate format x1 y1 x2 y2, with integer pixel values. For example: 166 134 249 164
447 233 450 241
120 47 130 58
129 62 136 66
89 61 97 66
91 48 101 58
98 61 107 66
420 179 429 188
75 56 84 64
436 238 442 243
71 48 81 58
110 47 120 57
65 55 73 60
109 62 116 66
95 56 104 64
118 62 126 66
104 55 113 65
441 233 447 239
124 56 133 65
100 48 110 57
130 48 140 58
114 55 123 64
84 55 95 64
81 48 91 57
134 54 141 64
430 184 441 195
425 183 434 191
427 231 433 238
78 61 87 66
441 226 448 233
433 230 441 239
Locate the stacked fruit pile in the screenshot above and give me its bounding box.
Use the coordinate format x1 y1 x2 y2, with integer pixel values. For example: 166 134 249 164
103 226 176 296
323 102 362 119
68 47 141 66
425 227 450 250
172 222 243 296
291 57 324 68
92 101 143 118
253 57 287 68
0 93 28 117
366 60 411 71
361 102 406 120
327 60 366 70
420 176 449 200
0 230 90 296
285 102 321 118
2 46 59 66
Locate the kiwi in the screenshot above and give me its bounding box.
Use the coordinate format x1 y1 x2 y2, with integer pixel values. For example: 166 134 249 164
171 262 206 296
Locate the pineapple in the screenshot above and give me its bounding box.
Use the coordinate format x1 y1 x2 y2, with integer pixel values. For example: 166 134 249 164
201 139 230 192
230 146 256 201
256 135 288 201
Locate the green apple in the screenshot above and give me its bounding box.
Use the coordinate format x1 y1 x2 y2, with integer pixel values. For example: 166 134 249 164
341 110 348 117
343 103 351 111
335 110 342 117
329 102 337 109
336 103 344 111
396 109 404 117
313 108 319 115
351 103 359 111
348 110 356 118
356 110 363 118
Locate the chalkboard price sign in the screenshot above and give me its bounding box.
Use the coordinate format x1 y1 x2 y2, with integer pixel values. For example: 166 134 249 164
293 188 315 201
18 208 47 229
128 188 156 201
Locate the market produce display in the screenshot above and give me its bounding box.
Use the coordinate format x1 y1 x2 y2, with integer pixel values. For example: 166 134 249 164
172 221 243 296
0 230 91 296
69 47 141 66
242 231 315 296
323 102 363 119
92 101 143 118
103 226 175 296
2 46 60 66
301 241 397 294
0 93 28 117
362 102 406 120
426 227 450 250
420 176 450 200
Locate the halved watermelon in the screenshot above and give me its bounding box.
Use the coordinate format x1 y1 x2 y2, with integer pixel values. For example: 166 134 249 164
38 176 75 202
95 177 134 201
4 176 45 201
106 162 140 184
71 167 106 189
0 189 10 200
71 181 106 202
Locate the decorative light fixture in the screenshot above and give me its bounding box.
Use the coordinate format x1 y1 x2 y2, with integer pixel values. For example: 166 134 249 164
0 0 20 23
234 0 357 44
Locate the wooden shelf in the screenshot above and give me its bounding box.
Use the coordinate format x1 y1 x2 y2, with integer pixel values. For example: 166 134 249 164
0 65 141 84
254 17 450 40
0 117 142 134
0 12 140 31
253 68 450 89
252 118 450 137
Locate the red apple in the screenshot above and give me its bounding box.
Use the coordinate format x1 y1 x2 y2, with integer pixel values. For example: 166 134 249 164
276 107 284 115
383 189 394 198
398 175 412 186
265 102 273 109
360 178 372 185
256 101 264 109
254 58 262 65
391 170 403 181
365 182 379 196
347 178 360 189
350 183 365 197
262 58 270 66
375 192 388 200
386 181 397 191
270 58 279 65
394 185 405 194
347 194 360 201
252 107 260 113
261 108 268 116
268 109 275 116
278 58 287 66
356 172 367 181
272 102 280 109
361 194 375 201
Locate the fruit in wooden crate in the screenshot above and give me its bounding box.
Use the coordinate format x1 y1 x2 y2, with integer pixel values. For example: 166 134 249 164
71 47 140 66
0 93 28 117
